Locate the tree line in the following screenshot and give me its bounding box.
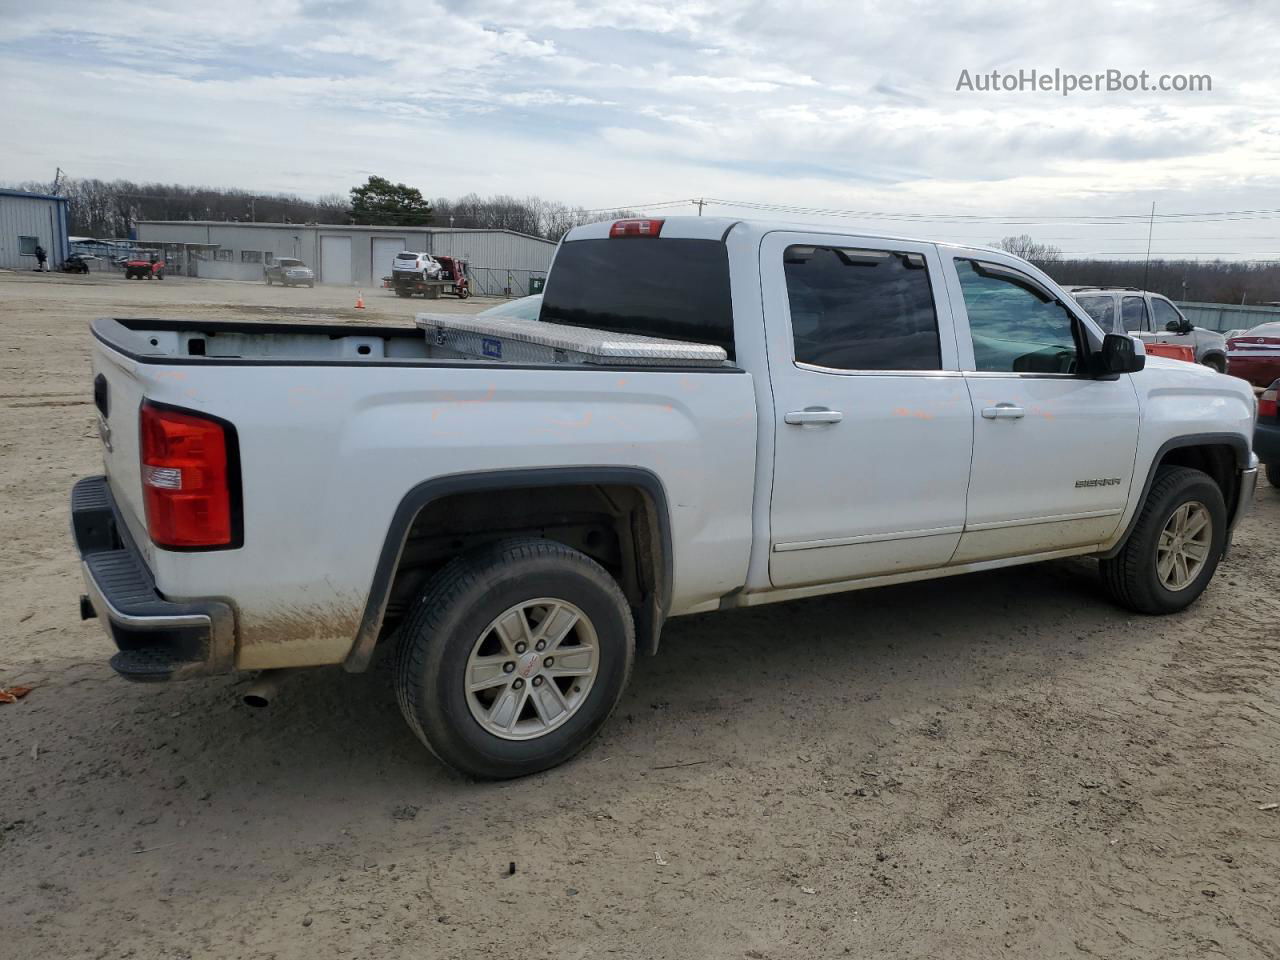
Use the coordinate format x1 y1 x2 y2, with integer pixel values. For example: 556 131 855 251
4 174 634 243
999 234 1280 304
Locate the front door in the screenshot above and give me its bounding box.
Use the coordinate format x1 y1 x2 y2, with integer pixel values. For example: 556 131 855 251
763 232 974 588
946 255 1140 563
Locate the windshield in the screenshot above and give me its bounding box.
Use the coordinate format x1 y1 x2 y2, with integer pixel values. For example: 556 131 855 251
540 238 734 358
480 294 543 321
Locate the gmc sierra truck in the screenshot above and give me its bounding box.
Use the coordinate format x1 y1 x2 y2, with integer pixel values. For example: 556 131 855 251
73 217 1259 779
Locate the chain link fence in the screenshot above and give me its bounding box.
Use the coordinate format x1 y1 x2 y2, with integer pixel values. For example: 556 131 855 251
468 267 547 299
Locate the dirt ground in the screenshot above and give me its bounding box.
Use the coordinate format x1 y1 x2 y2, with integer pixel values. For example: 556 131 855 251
1 270 1277 960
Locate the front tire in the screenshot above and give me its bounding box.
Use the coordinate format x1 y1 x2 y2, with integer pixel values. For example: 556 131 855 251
1202 355 1226 373
1099 466 1227 614
394 538 635 779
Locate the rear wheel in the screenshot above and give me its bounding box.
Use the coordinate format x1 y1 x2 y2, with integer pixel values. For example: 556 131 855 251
1267 463 1280 488
1099 466 1226 614
1202 355 1226 373
394 538 635 779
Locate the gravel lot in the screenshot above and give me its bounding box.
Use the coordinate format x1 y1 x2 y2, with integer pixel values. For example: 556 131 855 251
2 270 1278 960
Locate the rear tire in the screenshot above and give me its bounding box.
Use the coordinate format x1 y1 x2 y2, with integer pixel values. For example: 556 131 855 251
394 538 635 779
1202 355 1226 373
1099 466 1226 614
1267 463 1280 488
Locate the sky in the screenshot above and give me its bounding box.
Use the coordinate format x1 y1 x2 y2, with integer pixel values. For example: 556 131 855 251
3 0 1280 260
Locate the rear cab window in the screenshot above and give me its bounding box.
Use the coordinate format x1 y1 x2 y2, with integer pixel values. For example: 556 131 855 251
782 245 941 370
540 238 735 359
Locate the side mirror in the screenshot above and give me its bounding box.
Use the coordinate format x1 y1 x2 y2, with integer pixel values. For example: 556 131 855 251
1099 333 1145 375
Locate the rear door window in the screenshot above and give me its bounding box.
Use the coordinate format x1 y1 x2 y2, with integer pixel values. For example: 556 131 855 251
1075 295 1115 329
782 246 940 370
1122 296 1150 333
541 238 734 358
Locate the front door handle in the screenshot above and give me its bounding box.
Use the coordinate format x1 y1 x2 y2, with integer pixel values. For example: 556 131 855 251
784 408 844 425
981 403 1025 420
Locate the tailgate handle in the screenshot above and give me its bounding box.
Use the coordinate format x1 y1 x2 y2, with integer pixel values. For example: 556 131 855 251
93 374 109 417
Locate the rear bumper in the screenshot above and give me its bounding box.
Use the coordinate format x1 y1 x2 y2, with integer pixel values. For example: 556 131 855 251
1227 355 1280 388
1254 419 1280 465
71 476 236 682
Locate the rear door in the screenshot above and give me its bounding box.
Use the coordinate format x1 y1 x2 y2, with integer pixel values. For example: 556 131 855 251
945 254 1139 563
763 232 973 587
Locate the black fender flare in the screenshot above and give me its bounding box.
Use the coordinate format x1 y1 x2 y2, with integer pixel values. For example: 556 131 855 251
1099 432 1251 559
343 466 674 672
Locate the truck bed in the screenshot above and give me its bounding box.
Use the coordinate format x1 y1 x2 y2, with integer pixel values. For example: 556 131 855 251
93 316 732 370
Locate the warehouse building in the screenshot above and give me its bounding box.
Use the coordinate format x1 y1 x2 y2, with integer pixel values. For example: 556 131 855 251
0 188 70 271
135 221 557 295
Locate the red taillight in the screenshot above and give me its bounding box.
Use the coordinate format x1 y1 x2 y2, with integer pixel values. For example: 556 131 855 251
1260 384 1278 419
610 218 664 238
140 402 237 548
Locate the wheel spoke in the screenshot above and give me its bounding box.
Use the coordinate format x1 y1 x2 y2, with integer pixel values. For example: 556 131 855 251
1185 510 1209 539
540 605 581 652
494 608 531 654
487 685 525 730
467 655 511 692
1157 550 1177 582
530 681 570 725
1182 540 1209 562
1174 551 1189 586
545 646 595 676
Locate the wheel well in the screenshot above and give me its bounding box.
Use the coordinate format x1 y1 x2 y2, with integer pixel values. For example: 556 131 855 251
381 482 668 654
1156 443 1238 514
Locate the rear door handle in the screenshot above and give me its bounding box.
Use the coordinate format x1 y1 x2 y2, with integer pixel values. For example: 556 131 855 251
981 403 1025 420
784 408 844 425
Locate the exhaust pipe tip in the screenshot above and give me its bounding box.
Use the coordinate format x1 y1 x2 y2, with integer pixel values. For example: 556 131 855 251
242 669 291 708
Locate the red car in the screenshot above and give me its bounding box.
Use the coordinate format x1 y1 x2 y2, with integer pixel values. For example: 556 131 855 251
123 255 165 280
1227 321 1280 387
1255 379 1280 489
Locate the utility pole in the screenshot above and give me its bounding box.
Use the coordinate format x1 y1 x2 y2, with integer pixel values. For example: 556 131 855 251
693 198 705 216
1141 201 1155 292
51 167 64 195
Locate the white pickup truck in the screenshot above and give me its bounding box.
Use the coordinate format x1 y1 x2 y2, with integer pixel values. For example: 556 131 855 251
73 217 1259 778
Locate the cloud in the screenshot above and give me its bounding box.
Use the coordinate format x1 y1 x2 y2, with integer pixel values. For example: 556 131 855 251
2 0 1279 258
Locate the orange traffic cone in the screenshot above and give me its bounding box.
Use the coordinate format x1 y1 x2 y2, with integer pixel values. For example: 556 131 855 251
354 291 365 309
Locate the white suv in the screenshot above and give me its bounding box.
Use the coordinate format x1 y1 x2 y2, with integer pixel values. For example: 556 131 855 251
392 251 443 280
1067 287 1227 372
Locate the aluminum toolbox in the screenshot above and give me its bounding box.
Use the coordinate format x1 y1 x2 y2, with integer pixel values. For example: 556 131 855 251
416 312 727 367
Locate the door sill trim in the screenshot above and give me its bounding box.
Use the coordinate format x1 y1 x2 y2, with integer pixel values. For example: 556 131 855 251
774 525 964 552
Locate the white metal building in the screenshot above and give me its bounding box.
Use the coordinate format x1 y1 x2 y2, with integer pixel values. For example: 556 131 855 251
0 189 70 271
135 221 558 295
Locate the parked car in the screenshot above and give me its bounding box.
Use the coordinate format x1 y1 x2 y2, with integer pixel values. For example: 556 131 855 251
1067 287 1227 372
1226 322 1280 388
392 251 443 281
73 217 1258 779
123 255 165 280
478 293 542 320
1254 378 1280 488
264 258 315 287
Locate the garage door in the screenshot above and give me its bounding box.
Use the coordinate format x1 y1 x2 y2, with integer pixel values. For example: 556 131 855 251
371 237 404 281
319 235 352 285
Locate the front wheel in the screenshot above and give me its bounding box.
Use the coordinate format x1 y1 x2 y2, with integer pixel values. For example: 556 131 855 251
394 538 635 779
1202 355 1226 374
1099 465 1227 614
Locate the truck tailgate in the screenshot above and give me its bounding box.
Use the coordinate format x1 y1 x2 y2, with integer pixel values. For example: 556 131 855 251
91 333 153 556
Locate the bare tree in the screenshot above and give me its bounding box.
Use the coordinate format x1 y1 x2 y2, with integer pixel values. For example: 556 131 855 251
994 234 1063 263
